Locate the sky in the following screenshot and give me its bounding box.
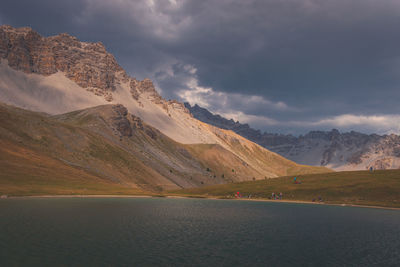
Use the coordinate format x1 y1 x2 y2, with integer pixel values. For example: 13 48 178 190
1 0 400 135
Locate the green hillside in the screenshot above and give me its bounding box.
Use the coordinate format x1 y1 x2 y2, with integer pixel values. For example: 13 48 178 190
172 170 400 208
0 102 330 196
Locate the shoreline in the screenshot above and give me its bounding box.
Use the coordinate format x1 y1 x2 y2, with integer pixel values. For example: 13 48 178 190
2 194 399 211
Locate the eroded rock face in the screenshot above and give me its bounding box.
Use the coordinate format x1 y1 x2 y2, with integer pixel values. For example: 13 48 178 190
108 104 162 139
369 158 393 170
0 25 193 123
0 25 156 103
129 78 161 101
111 105 132 137
131 115 144 130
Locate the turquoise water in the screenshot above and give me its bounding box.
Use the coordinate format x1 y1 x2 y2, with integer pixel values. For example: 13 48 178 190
0 198 399 266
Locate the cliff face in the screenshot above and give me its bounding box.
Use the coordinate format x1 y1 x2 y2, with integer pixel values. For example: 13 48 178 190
185 103 400 170
0 25 162 102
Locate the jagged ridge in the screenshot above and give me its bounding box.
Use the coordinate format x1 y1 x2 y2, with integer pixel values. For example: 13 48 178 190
185 103 400 170
0 25 161 102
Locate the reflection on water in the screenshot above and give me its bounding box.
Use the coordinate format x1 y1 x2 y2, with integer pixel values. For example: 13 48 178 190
0 198 399 266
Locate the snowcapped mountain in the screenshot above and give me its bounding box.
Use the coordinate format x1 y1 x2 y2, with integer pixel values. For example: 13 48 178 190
185 103 400 170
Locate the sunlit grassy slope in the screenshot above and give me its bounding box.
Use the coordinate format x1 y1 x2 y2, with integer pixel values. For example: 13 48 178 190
0 140 146 196
172 170 400 208
0 102 330 196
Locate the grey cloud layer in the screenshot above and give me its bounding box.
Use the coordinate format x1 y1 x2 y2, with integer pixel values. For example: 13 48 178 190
1 0 400 134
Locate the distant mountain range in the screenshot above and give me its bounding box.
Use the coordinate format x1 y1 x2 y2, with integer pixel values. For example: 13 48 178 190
0 25 329 194
184 103 400 170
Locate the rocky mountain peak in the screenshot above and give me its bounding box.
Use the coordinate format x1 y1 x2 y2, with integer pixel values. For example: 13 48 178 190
0 25 34 35
54 32 79 42
0 25 163 103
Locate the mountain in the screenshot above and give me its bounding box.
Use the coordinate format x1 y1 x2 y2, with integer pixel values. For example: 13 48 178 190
184 103 400 171
0 102 328 195
0 25 255 144
0 25 329 195
0 102 266 194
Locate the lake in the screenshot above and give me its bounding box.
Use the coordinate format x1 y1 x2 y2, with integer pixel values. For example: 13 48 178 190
0 197 399 266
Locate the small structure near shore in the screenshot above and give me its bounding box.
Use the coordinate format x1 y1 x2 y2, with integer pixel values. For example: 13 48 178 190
1 195 8 199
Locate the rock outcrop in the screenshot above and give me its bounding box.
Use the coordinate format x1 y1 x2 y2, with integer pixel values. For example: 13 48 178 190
0 25 163 103
111 105 132 137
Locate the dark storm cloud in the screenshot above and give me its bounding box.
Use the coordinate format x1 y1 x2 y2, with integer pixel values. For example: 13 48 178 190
1 0 400 134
